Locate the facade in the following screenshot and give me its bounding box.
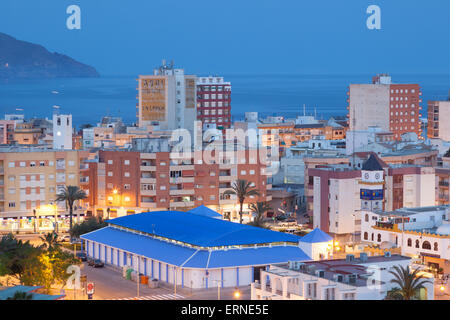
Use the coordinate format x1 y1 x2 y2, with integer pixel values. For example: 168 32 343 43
81 209 314 289
196 76 231 130
137 61 197 134
361 205 450 274
436 168 450 206
348 74 422 140
251 254 434 300
80 147 273 222
0 120 15 144
428 100 450 141
0 147 88 232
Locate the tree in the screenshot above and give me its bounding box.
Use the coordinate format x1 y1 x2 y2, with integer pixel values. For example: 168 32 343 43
55 186 87 232
40 232 59 250
387 265 432 300
223 179 260 224
70 216 107 239
6 291 34 300
247 202 271 228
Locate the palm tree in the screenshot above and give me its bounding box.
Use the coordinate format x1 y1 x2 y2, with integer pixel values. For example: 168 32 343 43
6 291 34 300
387 265 432 300
40 232 59 250
55 186 87 232
248 202 271 228
223 179 260 224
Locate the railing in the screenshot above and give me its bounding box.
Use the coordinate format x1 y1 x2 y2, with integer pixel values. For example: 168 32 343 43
439 181 449 187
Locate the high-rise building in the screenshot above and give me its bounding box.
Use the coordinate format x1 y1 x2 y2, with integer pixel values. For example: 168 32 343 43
196 76 231 130
137 60 197 133
348 74 422 140
427 100 450 141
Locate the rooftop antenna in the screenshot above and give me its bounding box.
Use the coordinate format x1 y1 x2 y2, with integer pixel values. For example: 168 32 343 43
352 108 356 169
314 107 317 119
303 104 306 117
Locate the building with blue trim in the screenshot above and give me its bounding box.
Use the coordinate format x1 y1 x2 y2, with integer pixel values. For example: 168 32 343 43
81 209 331 288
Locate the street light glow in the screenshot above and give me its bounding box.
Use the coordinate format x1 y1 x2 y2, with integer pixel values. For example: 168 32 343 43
234 290 241 299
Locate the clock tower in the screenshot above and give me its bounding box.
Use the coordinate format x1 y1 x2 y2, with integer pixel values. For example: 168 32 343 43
360 154 385 211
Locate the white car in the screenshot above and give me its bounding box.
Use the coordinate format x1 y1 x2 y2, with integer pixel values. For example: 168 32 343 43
58 235 71 242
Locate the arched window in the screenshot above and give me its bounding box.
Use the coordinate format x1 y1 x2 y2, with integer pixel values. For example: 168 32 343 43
365 214 369 222
434 242 438 251
415 240 420 248
407 238 412 247
371 233 374 241
422 241 431 250
364 232 368 240
377 234 381 242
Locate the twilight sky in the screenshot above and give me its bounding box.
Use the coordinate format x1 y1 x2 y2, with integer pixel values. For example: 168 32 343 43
1 0 449 76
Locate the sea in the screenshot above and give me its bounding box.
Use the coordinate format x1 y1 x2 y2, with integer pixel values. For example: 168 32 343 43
1 74 450 128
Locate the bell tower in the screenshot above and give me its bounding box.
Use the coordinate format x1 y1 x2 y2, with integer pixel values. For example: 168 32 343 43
360 154 385 211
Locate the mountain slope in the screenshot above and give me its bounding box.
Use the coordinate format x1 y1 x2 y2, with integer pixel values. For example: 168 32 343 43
0 32 100 79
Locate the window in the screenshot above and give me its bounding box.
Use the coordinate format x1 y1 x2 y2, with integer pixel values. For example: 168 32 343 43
8 188 15 194
407 238 412 247
20 162 25 167
49 161 54 166
422 241 431 250
39 161 45 166
434 242 438 251
377 234 381 242
30 162 36 167
160 186 166 190
108 172 113 177
108 160 113 164
68 161 75 167
124 172 130 177
8 162 14 168
364 232 368 240
365 214 369 222
124 160 130 165
8 202 15 208
415 240 420 248
124 184 131 190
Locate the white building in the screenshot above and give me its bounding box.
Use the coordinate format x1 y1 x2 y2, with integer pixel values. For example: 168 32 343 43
52 113 72 150
361 205 450 274
251 253 434 300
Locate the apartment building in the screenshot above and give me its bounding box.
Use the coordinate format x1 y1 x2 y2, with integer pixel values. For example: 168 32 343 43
137 61 197 133
427 100 450 141
196 76 231 130
436 168 450 206
308 153 436 244
80 145 273 222
0 120 15 144
251 254 434 300
348 74 422 140
0 147 89 232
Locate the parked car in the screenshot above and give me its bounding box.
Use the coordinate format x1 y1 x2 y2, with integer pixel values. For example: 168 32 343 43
76 252 87 262
275 215 288 221
90 259 104 268
87 258 95 266
58 235 71 242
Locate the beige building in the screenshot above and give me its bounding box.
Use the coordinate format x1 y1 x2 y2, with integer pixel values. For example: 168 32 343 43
0 147 88 232
428 101 450 141
137 61 197 134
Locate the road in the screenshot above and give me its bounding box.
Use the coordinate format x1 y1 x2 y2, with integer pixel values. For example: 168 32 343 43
72 262 251 300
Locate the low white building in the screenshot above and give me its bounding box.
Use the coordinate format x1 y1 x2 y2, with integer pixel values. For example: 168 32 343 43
361 205 450 273
251 254 434 300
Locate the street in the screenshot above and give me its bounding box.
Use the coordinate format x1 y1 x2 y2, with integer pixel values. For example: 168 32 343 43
73 262 251 300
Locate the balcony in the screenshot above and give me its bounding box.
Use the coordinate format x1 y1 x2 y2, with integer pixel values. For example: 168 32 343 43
169 189 195 196
140 189 156 196
141 177 157 184
80 177 89 184
169 201 195 208
219 175 235 182
140 165 156 171
439 181 449 187
79 163 89 170
140 202 157 209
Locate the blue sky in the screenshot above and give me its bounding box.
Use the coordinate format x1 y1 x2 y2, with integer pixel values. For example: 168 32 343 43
1 0 449 75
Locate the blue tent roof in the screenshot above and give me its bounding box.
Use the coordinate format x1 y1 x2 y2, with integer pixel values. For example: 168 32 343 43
300 228 333 243
187 205 222 219
81 227 311 268
105 210 300 247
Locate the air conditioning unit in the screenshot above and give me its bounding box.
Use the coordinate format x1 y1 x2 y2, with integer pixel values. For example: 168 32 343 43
359 253 368 262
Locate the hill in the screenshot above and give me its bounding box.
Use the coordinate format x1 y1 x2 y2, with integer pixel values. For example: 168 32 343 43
0 32 100 79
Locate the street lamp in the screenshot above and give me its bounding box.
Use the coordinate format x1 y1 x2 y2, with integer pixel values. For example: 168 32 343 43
233 288 241 299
